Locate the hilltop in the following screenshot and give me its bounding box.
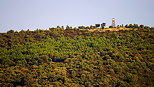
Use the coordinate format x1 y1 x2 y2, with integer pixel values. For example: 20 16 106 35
0 26 154 87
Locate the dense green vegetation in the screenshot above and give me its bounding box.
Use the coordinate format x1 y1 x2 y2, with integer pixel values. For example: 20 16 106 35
0 27 154 87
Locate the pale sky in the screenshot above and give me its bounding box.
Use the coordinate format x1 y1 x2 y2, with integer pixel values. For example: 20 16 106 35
0 0 154 32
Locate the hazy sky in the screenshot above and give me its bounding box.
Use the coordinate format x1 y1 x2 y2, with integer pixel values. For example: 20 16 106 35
0 0 154 32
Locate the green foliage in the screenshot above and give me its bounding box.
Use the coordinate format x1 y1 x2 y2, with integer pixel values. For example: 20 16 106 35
66 25 72 30
109 26 114 28
0 28 154 86
95 24 100 28
125 24 141 28
133 24 139 28
7 30 14 34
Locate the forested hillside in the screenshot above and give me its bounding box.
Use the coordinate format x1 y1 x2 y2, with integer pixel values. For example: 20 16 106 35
0 28 154 87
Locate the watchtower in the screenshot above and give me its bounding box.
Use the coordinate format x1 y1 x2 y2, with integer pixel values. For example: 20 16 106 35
112 18 115 27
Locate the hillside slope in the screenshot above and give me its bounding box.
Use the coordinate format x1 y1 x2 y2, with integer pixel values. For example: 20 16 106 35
0 28 154 87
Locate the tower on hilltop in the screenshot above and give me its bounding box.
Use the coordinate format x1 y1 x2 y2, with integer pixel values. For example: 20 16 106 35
111 18 115 27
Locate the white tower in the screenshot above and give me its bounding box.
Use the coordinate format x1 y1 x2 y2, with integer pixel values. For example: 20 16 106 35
112 18 115 27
